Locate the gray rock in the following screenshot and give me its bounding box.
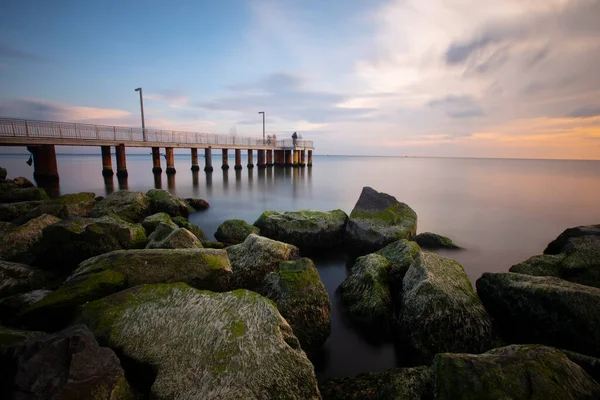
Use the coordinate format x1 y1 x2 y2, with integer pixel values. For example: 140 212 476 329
215 219 260 246
0 187 49 203
146 227 203 250
0 214 61 264
146 189 194 217
0 289 52 326
0 261 46 299
142 212 176 233
90 189 152 222
185 197 209 211
545 224 600 254
78 283 320 400
415 232 460 249
0 201 43 222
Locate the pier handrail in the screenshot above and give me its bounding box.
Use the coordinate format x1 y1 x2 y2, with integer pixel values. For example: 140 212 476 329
0 118 314 148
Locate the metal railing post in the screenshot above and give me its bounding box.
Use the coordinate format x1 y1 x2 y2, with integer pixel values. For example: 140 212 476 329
113 126 116 140
25 121 29 137
11 121 15 136
95 125 99 139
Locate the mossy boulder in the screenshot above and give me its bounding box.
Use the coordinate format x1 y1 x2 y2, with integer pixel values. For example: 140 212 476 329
415 232 460 249
375 239 421 289
215 219 260 246
477 272 600 356
320 366 432 400
78 283 320 399
146 227 203 250
227 233 300 290
185 197 209 211
172 216 206 241
0 261 46 299
339 254 392 330
398 252 497 362
50 192 97 217
433 345 600 399
0 326 45 346
146 189 194 218
0 187 49 203
0 325 133 399
0 289 52 326
90 190 152 222
544 224 600 254
203 241 225 249
0 201 44 222
0 214 61 264
12 203 70 225
254 210 348 251
344 187 417 254
259 258 331 351
0 177 35 189
142 212 176 233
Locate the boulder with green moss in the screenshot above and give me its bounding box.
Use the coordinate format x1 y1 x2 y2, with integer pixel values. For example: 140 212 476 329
0 261 46 299
398 252 497 362
259 258 331 351
0 214 61 264
0 201 44 222
0 187 49 203
90 190 151 222
344 187 417 254
146 189 194 217
415 232 460 249
50 192 97 217
320 366 432 400
142 212 176 233
375 239 421 290
203 241 225 249
215 219 260 246
544 224 600 254
12 203 70 225
0 177 34 189
172 216 206 241
185 197 209 211
227 233 300 290
0 289 52 326
254 210 348 251
339 254 392 330
0 326 45 346
78 283 320 399
433 345 600 399
0 325 133 399
146 227 203 249
477 272 600 356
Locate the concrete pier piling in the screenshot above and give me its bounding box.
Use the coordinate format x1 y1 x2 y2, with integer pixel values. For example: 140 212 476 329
234 149 242 170
267 150 273 167
285 150 293 167
27 144 59 182
165 147 176 174
300 150 306 167
308 150 313 167
247 150 254 169
293 150 299 168
257 149 266 168
152 147 162 173
115 144 128 178
222 149 229 169
191 148 200 171
204 148 213 172
101 146 114 177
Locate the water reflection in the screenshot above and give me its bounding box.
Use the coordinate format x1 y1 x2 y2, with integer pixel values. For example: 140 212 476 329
167 173 175 191
103 175 114 196
192 170 199 188
117 175 128 190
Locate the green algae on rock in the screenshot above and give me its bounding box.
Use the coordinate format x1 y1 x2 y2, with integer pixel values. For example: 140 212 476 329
142 212 176 233
78 283 320 400
0 261 46 299
184 197 209 211
0 325 45 346
146 227 203 250
254 209 348 251
0 187 49 203
172 216 206 241
0 214 61 265
375 239 421 289
146 189 195 218
415 232 460 249
0 201 44 222
90 190 152 222
433 345 600 400
259 258 331 351
215 219 260 246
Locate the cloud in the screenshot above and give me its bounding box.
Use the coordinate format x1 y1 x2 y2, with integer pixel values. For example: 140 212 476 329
427 95 485 119
0 98 131 123
0 43 51 63
567 106 600 119
145 89 190 106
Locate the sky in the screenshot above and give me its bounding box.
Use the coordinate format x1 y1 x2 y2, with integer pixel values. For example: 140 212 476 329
1 0 600 159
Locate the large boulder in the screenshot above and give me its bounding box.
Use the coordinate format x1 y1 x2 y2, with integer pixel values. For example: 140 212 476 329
320 366 432 400
215 219 260 246
477 272 600 356
0 187 49 203
398 252 497 362
185 197 209 211
344 187 417 253
78 283 320 399
50 192 97 218
0 325 133 399
226 233 300 290
254 210 348 251
339 254 392 330
0 261 46 299
90 190 151 222
0 201 43 222
142 212 176 233
0 214 61 264
259 258 331 351
415 232 460 249
0 289 52 327
0 326 45 346
146 189 194 217
433 345 600 400
172 216 206 241
545 224 600 254
146 227 203 250
375 239 421 289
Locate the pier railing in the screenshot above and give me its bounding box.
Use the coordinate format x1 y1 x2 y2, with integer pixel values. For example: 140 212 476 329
0 118 314 148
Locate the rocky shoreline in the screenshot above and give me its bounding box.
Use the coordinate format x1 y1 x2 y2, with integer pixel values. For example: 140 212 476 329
1 169 599 399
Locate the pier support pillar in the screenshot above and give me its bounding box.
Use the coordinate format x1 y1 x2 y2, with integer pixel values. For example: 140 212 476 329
257 150 266 168
115 144 128 178
285 150 293 167
308 150 313 167
27 144 59 182
166 147 176 174
300 150 306 167
275 150 284 167
191 148 200 171
101 146 113 177
221 149 230 169
234 149 242 170
247 150 254 169
152 147 162 173
293 150 299 168
266 150 273 167
204 148 214 172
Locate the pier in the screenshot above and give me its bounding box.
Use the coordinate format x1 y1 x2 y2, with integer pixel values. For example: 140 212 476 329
0 118 314 181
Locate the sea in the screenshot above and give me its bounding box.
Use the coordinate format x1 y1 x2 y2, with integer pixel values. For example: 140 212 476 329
2 152 600 382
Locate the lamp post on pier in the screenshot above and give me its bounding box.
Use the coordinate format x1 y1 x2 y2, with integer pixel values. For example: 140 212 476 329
258 111 265 143
134 87 146 142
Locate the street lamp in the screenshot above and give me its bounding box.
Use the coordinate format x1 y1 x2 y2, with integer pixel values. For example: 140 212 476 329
134 87 146 142
258 111 265 142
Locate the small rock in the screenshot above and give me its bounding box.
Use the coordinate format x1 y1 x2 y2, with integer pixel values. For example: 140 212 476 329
0 261 46 299
185 197 209 211
215 219 260 246
415 232 460 249
90 189 152 222
146 227 203 249
147 189 194 217
0 214 61 264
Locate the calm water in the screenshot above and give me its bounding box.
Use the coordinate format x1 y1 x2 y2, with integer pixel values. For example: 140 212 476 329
2 152 600 381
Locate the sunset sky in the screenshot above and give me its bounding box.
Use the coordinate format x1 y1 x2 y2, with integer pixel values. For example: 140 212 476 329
1 0 599 159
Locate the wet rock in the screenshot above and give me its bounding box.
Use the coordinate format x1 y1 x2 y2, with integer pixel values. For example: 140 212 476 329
320 366 432 400
0 214 61 264
433 345 600 400
142 212 176 233
0 187 49 203
146 189 194 218
545 224 600 254
0 325 133 399
259 258 331 351
254 210 348 251
50 192 97 217
12 203 69 225
90 190 151 222
0 177 35 190
0 167 6 181
0 200 44 222
0 221 15 235
0 261 46 299
78 283 320 400
477 272 600 356
398 252 497 362
227 233 299 290
215 219 260 246
562 350 600 384
344 187 417 254
0 326 45 346
172 216 206 241
0 289 52 326
375 239 421 289
202 241 225 249
146 227 203 249
415 232 460 249
185 197 209 211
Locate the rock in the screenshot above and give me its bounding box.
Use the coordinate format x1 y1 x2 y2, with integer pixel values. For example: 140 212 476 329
142 212 176 233
0 187 49 203
0 261 46 299
202 241 225 249
185 197 209 211
227 233 300 290
259 258 331 351
146 189 194 217
0 200 43 222
545 224 600 254
0 167 6 180
433 345 600 400
12 203 70 225
12 177 35 188
22 248 232 331
78 283 320 399
339 254 392 330
215 219 260 246
511 235 600 288
50 192 97 217
320 366 432 400
0 214 61 264
344 187 417 254
477 272 600 356
90 190 151 222
0 325 133 399
398 252 497 362
562 350 600 384
415 232 460 249
254 210 348 251
36 215 147 272
146 227 203 250
172 216 206 241
0 221 15 235
375 239 421 289
0 289 52 326
0 326 45 346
